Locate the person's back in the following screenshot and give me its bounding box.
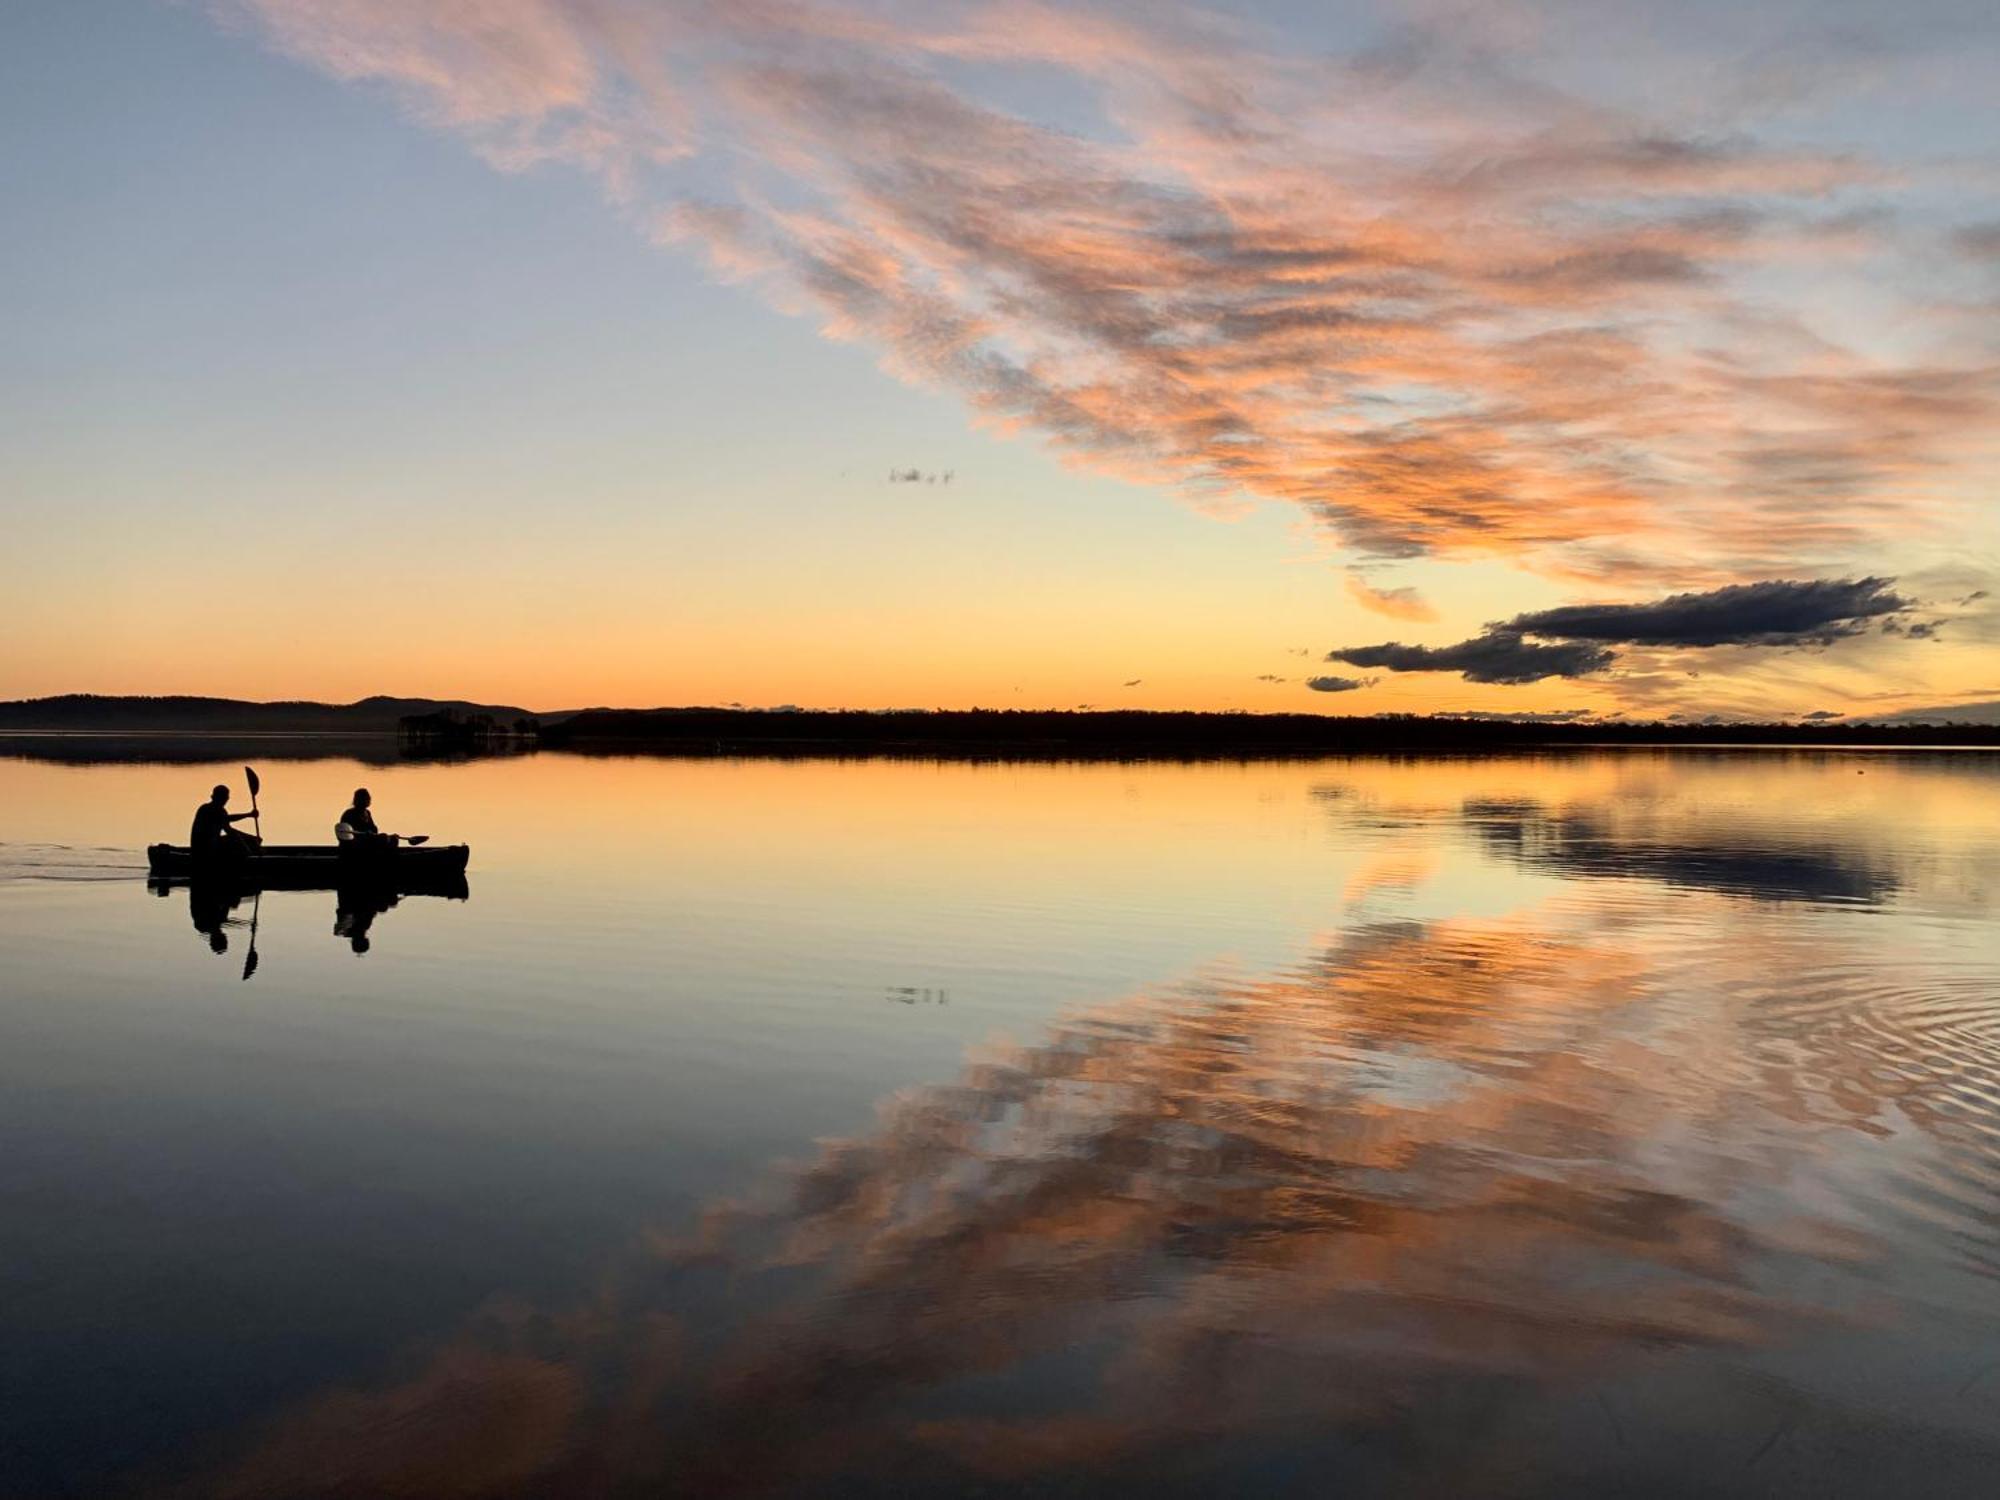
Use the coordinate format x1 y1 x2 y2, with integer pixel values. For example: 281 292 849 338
190 799 229 847
339 787 395 848
190 785 245 849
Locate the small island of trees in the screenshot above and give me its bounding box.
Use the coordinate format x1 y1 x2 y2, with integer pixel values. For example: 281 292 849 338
398 708 540 750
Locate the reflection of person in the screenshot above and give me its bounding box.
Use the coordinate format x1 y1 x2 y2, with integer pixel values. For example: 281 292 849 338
334 887 401 955
190 785 259 855
187 883 243 954
337 788 401 849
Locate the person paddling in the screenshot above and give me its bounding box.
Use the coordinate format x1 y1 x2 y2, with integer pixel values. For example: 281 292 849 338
190 784 260 856
337 788 401 849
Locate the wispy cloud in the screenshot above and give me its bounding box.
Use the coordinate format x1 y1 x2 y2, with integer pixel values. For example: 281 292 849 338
1955 223 2000 262
213 0 2000 583
1442 708 1595 722
1345 570 1437 623
1863 696 2000 725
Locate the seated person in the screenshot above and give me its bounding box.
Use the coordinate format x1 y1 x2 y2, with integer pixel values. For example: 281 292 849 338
337 787 400 849
190 784 259 856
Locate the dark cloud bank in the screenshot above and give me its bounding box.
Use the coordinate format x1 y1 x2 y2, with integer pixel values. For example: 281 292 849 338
1502 576 1908 647
1327 576 1918 685
1330 634 1615 686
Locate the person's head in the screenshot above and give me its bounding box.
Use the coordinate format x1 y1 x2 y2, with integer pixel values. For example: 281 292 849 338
353 788 371 808
210 785 230 804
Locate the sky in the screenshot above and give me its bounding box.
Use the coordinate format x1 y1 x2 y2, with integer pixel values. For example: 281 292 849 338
2 0 1996 718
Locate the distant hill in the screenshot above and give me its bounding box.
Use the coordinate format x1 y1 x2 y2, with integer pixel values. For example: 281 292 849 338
0 694 552 733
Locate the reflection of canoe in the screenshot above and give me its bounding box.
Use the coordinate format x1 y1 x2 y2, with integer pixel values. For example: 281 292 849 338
148 870 470 901
145 843 471 888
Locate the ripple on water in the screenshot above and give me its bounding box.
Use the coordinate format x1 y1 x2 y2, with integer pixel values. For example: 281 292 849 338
1742 955 2000 1270
0 842 145 882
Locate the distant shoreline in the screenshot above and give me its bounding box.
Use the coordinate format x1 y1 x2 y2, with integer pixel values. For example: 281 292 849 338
8 694 1998 748
537 708 2000 755
5 721 1996 768
6 694 1998 759
0 730 387 740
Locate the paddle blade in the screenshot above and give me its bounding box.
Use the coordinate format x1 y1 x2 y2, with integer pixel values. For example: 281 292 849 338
241 947 259 982
406 834 430 846
245 765 261 798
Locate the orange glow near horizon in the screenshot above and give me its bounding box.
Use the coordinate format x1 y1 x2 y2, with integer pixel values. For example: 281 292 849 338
7 552 1995 720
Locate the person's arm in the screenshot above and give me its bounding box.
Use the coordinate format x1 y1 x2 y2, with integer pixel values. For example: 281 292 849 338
228 810 257 823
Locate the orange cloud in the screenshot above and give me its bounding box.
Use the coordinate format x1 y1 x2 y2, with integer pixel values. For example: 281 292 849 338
1344 569 1438 622
215 0 1999 585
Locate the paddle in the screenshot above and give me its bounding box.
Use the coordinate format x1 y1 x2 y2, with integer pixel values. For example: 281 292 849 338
241 765 262 980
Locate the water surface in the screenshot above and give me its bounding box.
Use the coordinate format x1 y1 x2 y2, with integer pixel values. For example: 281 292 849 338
3 748 1998 1496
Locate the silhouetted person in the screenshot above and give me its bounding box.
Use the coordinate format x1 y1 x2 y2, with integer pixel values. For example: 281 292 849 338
337 787 401 849
190 784 259 857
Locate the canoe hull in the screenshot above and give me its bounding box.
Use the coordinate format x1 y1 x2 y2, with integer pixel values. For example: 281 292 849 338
146 842 470 888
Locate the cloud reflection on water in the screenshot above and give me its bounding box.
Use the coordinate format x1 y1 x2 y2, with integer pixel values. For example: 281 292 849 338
176 888 2000 1498
1458 794 1902 905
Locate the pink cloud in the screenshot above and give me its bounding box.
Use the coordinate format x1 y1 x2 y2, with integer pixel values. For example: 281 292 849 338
1345 571 1438 623
215 0 1999 581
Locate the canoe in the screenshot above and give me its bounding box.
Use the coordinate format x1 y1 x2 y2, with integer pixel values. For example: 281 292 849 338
146 842 471 886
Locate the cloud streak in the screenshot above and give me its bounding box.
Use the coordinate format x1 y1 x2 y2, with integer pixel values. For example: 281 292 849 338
1442 709 1595 723
1329 574 1924 686
1327 633 1614 685
1345 571 1437 623
1501 576 1911 647
213 0 2000 581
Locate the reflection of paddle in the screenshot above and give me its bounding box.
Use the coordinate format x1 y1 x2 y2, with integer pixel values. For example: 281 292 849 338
242 887 261 982
245 765 263 848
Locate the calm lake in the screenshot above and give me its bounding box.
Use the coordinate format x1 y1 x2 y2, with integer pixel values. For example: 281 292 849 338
3 747 1999 1497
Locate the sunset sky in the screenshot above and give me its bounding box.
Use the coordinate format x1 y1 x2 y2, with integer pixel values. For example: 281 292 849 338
3 0 1996 718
